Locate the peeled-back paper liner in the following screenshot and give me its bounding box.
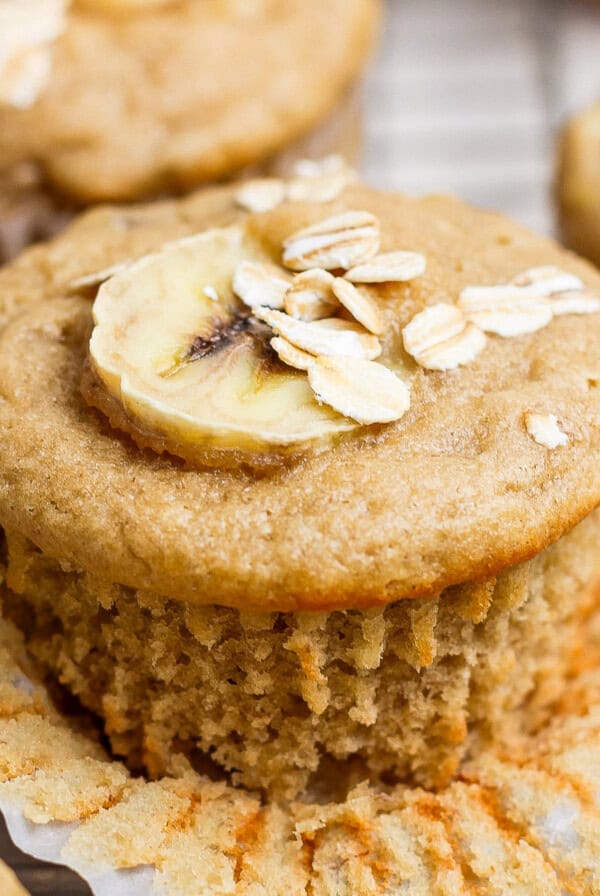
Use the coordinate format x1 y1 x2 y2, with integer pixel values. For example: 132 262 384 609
0 806 154 896
1 604 600 895
1 808 147 896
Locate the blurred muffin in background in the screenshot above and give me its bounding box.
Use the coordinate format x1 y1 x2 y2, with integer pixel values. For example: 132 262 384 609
0 0 380 261
557 100 600 268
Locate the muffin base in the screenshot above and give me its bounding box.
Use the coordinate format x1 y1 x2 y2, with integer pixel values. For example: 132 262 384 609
0 86 362 264
2 508 599 800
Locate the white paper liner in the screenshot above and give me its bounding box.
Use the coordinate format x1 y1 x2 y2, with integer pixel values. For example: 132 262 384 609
0 604 600 895
0 803 155 896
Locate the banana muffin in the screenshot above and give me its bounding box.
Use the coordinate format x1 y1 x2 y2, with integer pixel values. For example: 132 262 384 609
557 99 600 267
0 0 379 260
1 175 600 800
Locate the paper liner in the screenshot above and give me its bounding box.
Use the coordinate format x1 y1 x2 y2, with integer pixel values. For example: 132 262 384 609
1 605 600 896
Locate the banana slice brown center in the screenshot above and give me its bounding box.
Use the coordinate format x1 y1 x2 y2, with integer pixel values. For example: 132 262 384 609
85 226 367 469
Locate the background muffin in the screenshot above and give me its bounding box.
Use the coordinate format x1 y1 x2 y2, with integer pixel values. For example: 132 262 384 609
557 100 600 268
0 0 380 260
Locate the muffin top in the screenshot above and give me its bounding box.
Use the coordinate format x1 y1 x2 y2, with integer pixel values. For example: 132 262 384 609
0 0 378 203
0 180 599 612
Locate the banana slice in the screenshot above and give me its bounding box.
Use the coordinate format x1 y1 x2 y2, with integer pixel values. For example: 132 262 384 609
86 226 361 468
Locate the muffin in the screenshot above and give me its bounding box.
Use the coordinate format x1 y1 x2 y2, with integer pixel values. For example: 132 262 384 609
557 100 600 267
1 173 600 803
0 0 379 260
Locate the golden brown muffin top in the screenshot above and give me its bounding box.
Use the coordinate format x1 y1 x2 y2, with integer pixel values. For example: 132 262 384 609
0 182 600 611
0 0 379 202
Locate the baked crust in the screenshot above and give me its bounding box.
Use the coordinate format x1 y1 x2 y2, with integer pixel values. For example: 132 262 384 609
0 0 379 203
0 184 600 611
